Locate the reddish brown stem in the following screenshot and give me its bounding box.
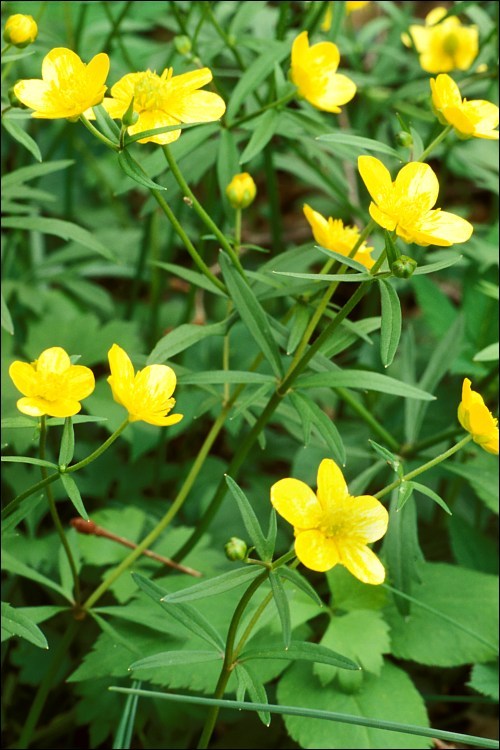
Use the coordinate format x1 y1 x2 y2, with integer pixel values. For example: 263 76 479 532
70 518 202 577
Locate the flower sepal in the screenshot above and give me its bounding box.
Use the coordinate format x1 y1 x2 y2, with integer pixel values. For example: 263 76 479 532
392 255 418 279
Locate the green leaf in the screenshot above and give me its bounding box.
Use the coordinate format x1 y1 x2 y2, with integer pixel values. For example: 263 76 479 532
1 291 14 334
178 370 275 386
1 550 69 600
1 159 73 189
152 261 226 296
385 563 499 666
269 571 291 649
368 439 402 475
2 493 46 535
444 454 499 514
395 481 414 511
92 103 121 139
278 568 323 608
316 246 370 272
240 109 281 164
241 641 360 671
148 320 229 364
117 150 167 191
217 128 240 215
1 602 48 649
60 473 89 520
286 305 310 355
288 391 313 446
412 255 462 275
58 418 75 466
113 679 141 750
467 662 499 700
379 278 402 368
278 661 430 749
290 391 346 466
226 43 290 121
407 481 452 515
273 270 372 283
296 370 435 401
317 132 402 159
219 252 284 377
161 566 261 603
235 663 271 726
225 475 270 560
130 651 222 671
1 416 36 429
1 456 58 469
1 216 117 262
132 573 224 649
473 342 499 362
2 117 42 162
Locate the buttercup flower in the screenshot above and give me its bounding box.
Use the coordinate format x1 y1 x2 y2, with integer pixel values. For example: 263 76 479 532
458 378 499 455
102 67 225 145
290 31 356 113
13 47 109 119
403 7 478 73
9 347 95 418
107 344 183 426
321 2 370 31
271 459 389 584
304 204 375 269
430 74 499 140
3 14 38 47
358 155 473 247
226 173 257 209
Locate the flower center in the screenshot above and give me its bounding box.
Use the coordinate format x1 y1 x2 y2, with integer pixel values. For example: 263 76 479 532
36 372 67 402
442 32 459 56
133 68 173 112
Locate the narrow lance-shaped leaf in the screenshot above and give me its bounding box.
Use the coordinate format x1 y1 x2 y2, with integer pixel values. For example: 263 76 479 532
291 391 346 466
148 320 230 364
240 640 360 671
407 481 452 515
378 278 402 368
240 109 281 165
235 663 271 726
269 571 291 649
60 473 88 520
278 567 323 608
161 566 261 603
225 475 269 560
296 370 435 401
1 602 48 649
2 118 42 162
130 651 222 671
118 150 167 191
368 439 402 475
58 418 75 466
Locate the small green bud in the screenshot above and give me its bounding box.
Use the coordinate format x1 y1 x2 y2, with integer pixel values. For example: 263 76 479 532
392 255 417 279
224 537 248 561
122 97 139 127
396 131 413 148
174 35 192 56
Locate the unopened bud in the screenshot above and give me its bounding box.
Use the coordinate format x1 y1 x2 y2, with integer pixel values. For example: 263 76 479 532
122 97 139 127
3 14 38 48
174 35 192 56
226 172 257 209
224 537 248 561
396 131 413 148
392 255 417 279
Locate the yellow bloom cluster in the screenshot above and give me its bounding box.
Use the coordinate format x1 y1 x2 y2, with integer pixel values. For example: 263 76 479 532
431 74 499 140
404 7 478 74
303 204 374 269
458 379 498 455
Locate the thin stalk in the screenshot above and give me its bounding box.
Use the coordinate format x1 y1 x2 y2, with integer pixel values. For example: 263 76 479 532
66 418 129 473
162 146 245 276
419 125 452 162
400 426 463 457
16 620 79 749
228 91 296 128
2 472 60 518
375 434 473 501
197 571 268 749
150 189 226 294
39 417 80 606
79 114 119 150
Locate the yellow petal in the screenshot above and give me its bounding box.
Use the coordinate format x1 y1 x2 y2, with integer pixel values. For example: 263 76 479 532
316 458 348 512
410 209 473 246
42 47 84 84
394 162 439 213
426 7 448 26
129 110 181 144
16 397 46 416
9 361 36 396
17 396 81 418
65 365 95 401
295 529 340 572
109 72 143 103
37 347 71 374
338 540 386 584
441 105 475 136
86 52 110 90
135 364 177 402
167 67 214 93
358 155 393 207
369 203 397 231
453 28 478 71
13 79 51 113
431 74 462 109
140 412 184 427
307 41 340 74
291 31 310 68
270 477 323 528
303 204 332 248
101 96 128 120
309 73 356 112
346 495 389 543
166 90 226 124
108 344 134 383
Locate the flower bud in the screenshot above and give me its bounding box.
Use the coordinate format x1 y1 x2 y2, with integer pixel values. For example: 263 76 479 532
396 131 413 148
122 97 139 126
224 537 248 561
174 35 192 56
226 172 257 209
3 14 38 48
392 255 417 278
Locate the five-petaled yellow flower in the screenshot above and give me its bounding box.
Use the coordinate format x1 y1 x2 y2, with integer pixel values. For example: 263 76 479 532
226 173 257 210
403 7 478 74
3 14 38 47
102 67 225 144
271 459 389 584
290 31 356 113
430 74 499 141
358 155 473 247
13 47 109 120
9 347 95 418
304 204 375 269
107 344 183 427
458 378 499 455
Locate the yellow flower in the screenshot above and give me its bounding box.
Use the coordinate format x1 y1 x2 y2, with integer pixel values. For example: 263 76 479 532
430 74 499 141
404 7 478 74
321 2 370 30
107 344 183 427
290 31 356 113
102 67 225 145
271 459 388 584
358 155 473 247
226 173 257 209
3 14 38 47
13 47 109 119
458 378 499 455
303 204 375 269
9 347 95 418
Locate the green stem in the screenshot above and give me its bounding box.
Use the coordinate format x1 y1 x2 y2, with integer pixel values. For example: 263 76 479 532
400 426 463 457
419 125 452 162
223 210 241 404
228 91 296 129
375 434 473 500
16 620 79 749
39 418 80 606
83 405 234 611
2 473 60 519
2 44 12 55
66 418 129 473
150 189 226 294
79 114 119 151
197 571 268 749
162 145 246 276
